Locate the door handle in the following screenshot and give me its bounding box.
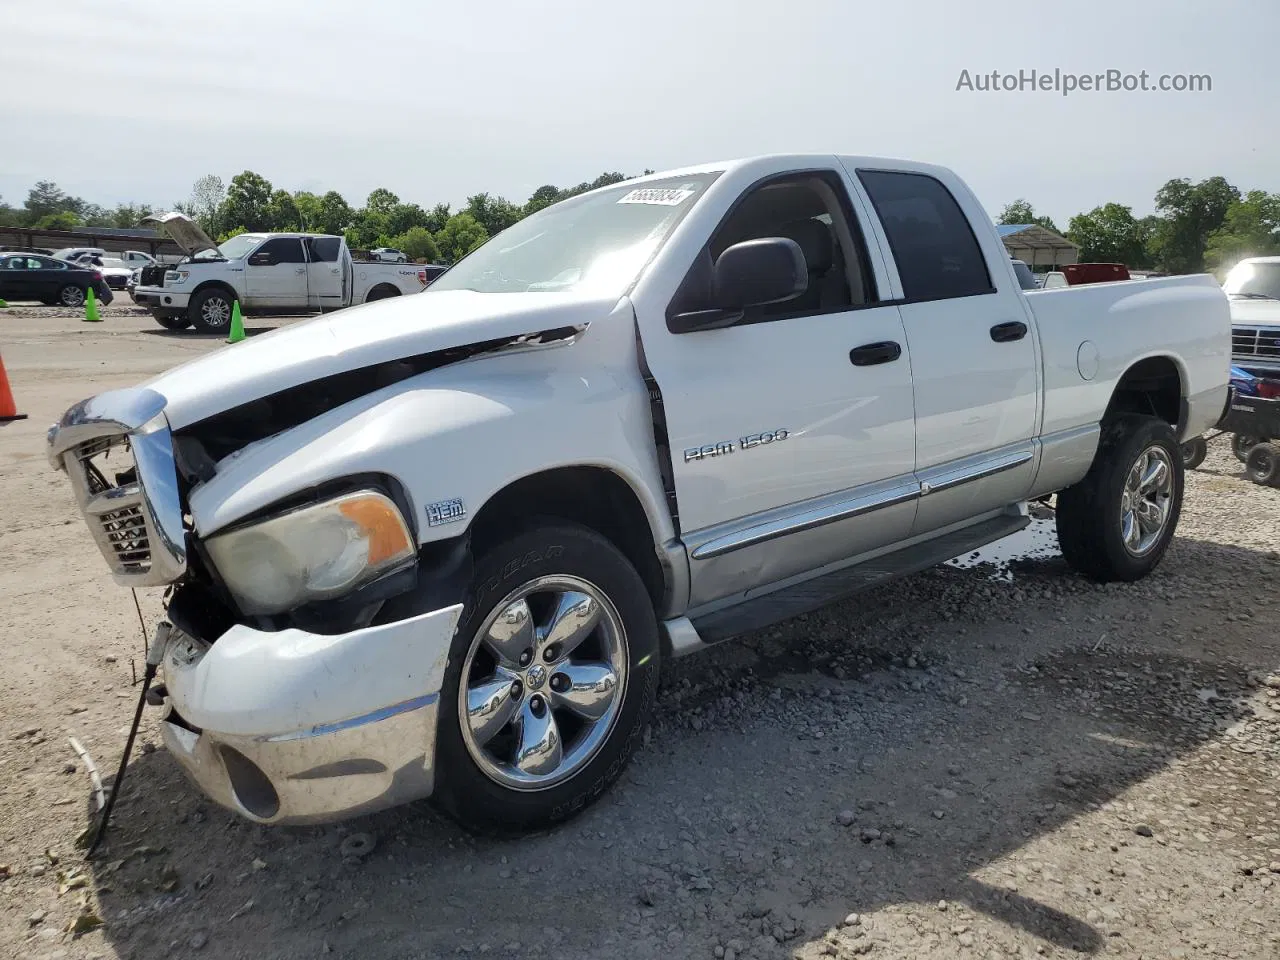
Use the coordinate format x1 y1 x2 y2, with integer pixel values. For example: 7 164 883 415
295 267 306 274
849 341 902 366
990 321 1028 343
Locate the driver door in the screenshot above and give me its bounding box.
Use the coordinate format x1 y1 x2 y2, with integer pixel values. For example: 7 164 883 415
634 168 919 609
0 256 34 301
246 238 308 308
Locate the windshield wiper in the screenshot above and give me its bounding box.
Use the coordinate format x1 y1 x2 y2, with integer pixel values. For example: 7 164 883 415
1228 292 1278 300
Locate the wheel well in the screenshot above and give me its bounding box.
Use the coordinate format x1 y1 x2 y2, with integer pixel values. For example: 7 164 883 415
468 467 667 614
191 280 239 304
1105 356 1183 429
366 284 401 302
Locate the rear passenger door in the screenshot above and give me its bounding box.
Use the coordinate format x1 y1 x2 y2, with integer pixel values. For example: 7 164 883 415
305 237 345 310
849 166 1039 535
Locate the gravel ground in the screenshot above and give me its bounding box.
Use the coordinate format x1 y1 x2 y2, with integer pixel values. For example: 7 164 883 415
2 305 1278 960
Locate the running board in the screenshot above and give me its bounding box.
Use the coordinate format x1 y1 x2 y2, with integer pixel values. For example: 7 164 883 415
687 512 1031 646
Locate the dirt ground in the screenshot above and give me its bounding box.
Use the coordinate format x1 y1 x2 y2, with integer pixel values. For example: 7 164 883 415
2 303 1278 960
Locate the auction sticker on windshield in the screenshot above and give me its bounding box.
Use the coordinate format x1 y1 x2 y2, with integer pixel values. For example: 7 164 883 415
617 187 697 205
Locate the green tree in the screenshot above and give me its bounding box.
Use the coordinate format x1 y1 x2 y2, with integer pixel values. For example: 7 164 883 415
24 181 81 224
1204 190 1280 272
464 193 522 237
393 225 441 262
996 199 1060 234
1149 176 1240 274
317 191 354 235
0 195 18 227
267 189 301 231
387 202 430 237
293 191 323 231
107 203 153 228
188 174 226 235
221 171 274 232
434 212 488 262
523 185 561 216
364 188 400 216
424 202 451 234
34 211 80 230
1066 203 1150 265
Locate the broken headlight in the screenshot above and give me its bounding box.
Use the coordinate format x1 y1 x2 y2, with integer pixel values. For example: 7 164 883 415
204 491 415 616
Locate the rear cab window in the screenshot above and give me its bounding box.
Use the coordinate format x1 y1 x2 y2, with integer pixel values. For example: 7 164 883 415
856 170 995 302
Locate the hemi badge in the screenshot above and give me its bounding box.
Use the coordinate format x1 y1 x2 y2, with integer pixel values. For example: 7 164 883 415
426 498 466 526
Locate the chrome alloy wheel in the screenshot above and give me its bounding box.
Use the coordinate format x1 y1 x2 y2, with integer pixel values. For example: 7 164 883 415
458 575 628 791
1120 445 1174 557
201 296 231 328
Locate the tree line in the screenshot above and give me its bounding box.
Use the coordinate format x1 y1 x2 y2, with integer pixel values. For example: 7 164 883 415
997 176 1280 275
4 169 1276 275
0 169 654 265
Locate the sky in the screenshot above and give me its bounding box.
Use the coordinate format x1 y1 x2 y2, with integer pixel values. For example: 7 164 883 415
1 0 1275 228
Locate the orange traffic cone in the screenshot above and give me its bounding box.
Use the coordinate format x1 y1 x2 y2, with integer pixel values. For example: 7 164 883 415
0 352 27 422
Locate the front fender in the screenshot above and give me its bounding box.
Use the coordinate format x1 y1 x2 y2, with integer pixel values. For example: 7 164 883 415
186 299 675 550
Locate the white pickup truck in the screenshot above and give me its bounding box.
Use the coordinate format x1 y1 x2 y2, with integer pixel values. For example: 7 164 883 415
1224 256 1280 377
131 212 434 334
47 154 1230 835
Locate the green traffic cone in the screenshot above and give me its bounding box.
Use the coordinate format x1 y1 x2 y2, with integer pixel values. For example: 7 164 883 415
226 300 245 343
0 298 8 308
83 286 101 323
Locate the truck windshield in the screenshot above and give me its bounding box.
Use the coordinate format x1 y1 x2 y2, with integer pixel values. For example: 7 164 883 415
428 174 719 296
193 235 262 262
1224 261 1280 300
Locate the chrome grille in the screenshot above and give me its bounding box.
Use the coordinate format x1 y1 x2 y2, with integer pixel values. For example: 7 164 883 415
47 387 187 587
1232 326 1280 360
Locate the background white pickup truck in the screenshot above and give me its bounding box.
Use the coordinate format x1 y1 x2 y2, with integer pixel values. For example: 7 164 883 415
1224 255 1280 377
131 212 434 333
48 153 1230 837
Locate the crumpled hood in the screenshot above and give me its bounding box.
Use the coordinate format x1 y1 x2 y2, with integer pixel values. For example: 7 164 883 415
145 290 618 429
1229 298 1280 327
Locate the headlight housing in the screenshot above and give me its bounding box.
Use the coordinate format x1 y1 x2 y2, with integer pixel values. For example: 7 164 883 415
204 490 415 616
164 270 189 285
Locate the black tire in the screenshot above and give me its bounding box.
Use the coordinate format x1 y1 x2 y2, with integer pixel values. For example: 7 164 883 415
431 522 660 836
1232 434 1262 463
155 315 192 331
188 287 236 334
365 285 399 302
1245 442 1280 486
58 284 86 307
1180 436 1208 470
1056 415 1184 583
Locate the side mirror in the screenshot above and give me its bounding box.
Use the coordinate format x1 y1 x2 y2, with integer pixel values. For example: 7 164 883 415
670 237 807 333
248 252 275 266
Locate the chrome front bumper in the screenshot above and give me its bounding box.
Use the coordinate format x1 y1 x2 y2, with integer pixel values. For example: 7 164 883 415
158 603 464 826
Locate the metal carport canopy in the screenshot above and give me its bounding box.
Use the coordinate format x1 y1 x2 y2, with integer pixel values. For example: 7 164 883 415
997 224 1079 268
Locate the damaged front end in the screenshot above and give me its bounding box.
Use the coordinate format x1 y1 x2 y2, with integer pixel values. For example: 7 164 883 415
46 321 589 826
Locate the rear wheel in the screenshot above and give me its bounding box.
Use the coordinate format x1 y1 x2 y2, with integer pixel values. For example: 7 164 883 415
431 522 660 836
189 288 235 334
1056 415 1183 583
1232 434 1262 463
58 285 86 307
365 285 399 302
1245 442 1280 486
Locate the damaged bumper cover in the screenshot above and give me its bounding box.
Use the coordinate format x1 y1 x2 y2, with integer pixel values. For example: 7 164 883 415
159 603 463 825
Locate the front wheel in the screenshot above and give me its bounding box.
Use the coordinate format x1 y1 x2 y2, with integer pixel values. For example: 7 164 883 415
1180 436 1207 470
188 288 235 334
1056 415 1184 582
431 522 660 836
